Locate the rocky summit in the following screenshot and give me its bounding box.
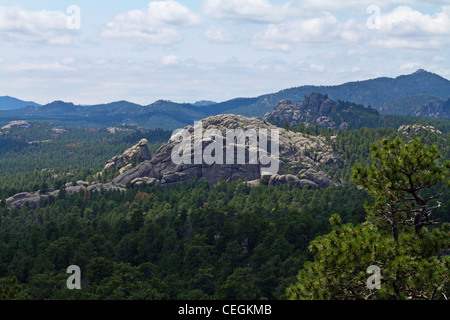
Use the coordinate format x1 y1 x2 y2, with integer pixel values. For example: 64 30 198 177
264 92 379 129
112 114 340 188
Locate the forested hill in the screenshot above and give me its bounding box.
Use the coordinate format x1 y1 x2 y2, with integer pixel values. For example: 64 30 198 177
218 69 450 117
1 70 449 130
0 96 40 111
411 97 450 120
0 118 448 300
264 92 380 129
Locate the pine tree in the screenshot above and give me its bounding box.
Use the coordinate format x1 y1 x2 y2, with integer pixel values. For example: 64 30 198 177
287 138 450 300
352 137 450 241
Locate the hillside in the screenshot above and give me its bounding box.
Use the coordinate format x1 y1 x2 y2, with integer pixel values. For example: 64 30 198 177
0 96 40 110
0 100 206 130
263 92 380 129
411 97 450 120
226 69 450 117
378 94 440 116
1 70 449 130
0 112 448 301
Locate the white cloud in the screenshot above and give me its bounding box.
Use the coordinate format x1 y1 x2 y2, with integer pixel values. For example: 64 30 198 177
60 57 76 65
310 64 325 72
369 6 450 48
251 5 450 51
399 62 421 71
378 6 450 34
251 13 363 51
433 55 447 62
203 26 233 42
160 54 180 66
102 1 201 45
296 0 447 10
6 62 75 72
0 5 75 45
202 0 295 23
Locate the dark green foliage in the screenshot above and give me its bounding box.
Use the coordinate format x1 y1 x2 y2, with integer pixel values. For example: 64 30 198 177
0 118 448 300
288 139 449 300
352 137 450 240
287 217 450 300
0 123 171 199
0 180 367 300
380 94 439 116
228 70 450 118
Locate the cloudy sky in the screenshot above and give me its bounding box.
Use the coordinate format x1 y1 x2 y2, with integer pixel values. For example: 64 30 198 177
0 0 449 105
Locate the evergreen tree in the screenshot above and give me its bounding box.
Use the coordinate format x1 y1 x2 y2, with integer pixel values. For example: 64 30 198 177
352 137 450 241
287 138 450 300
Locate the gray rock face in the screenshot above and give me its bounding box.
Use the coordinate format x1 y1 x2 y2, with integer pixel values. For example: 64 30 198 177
398 124 442 136
6 192 49 210
113 114 341 187
6 184 126 210
268 174 318 188
104 138 151 172
298 168 341 188
266 169 340 189
113 160 155 185
411 97 450 120
263 92 378 130
49 127 68 134
264 93 341 129
1 120 32 130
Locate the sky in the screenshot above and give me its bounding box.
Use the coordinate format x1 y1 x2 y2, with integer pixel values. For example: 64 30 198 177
0 0 449 105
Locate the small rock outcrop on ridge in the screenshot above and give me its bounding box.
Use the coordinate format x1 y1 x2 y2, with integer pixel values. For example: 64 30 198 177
6 183 126 210
103 138 151 174
1 120 32 130
398 124 442 136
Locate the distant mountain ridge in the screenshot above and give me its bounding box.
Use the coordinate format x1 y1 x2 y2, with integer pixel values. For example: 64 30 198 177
0 96 40 110
2 99 207 130
223 69 450 118
1 70 449 129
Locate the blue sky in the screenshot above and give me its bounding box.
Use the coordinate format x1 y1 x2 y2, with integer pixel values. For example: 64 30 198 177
0 0 449 105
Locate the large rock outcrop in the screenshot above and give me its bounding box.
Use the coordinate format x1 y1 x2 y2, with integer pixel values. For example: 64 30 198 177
1 120 32 130
6 183 126 210
104 138 151 174
6 114 342 210
113 114 340 187
264 93 378 129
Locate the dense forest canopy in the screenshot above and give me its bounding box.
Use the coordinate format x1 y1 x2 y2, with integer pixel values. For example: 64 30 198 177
0 118 448 300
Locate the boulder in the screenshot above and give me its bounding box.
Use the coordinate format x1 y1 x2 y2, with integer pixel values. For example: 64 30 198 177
298 168 341 188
